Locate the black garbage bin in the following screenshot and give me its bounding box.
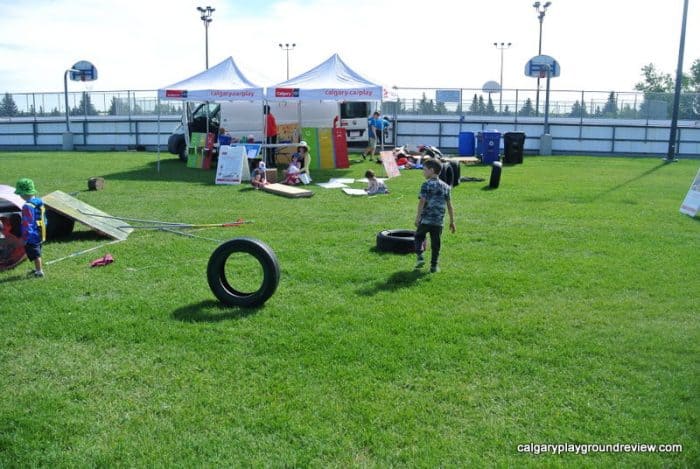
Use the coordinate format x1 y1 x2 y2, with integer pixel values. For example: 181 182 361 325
503 132 525 164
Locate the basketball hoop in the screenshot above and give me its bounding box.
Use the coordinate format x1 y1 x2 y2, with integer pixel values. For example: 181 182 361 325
539 70 546 79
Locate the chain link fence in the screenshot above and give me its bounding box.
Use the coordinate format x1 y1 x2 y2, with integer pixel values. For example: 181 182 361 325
383 88 700 122
1 88 699 122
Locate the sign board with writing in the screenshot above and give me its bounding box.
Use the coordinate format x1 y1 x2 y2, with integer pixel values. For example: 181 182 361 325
436 89 461 103
216 145 249 185
680 168 700 217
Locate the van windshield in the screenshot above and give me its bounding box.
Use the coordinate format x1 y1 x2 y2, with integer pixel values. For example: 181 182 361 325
340 102 369 119
193 103 221 120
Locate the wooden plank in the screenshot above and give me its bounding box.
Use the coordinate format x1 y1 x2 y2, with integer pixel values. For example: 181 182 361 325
441 156 480 165
42 191 132 241
262 183 314 198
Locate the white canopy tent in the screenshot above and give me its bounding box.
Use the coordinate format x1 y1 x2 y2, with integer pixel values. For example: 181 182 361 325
158 56 264 101
156 57 264 171
266 53 382 102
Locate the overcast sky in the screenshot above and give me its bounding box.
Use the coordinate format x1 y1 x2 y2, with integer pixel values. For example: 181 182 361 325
0 0 697 96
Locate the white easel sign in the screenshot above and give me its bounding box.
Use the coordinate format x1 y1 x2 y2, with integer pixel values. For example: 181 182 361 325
679 167 700 218
215 145 247 185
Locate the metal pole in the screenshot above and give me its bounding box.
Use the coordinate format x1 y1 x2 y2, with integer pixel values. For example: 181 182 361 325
63 70 71 132
535 17 543 116
544 65 551 134
493 42 511 114
205 20 209 69
666 0 689 162
279 43 296 80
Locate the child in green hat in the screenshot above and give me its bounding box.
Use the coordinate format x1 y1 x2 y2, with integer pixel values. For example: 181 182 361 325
15 178 46 277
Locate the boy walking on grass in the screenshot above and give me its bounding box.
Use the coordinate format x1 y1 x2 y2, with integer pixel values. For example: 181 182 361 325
15 178 46 278
414 159 455 273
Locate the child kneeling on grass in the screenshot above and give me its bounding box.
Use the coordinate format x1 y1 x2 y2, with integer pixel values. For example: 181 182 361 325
251 161 269 190
414 159 455 273
283 157 301 185
364 170 389 195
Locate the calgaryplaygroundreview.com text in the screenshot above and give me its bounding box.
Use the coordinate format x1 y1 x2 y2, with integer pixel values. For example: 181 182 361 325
517 443 683 455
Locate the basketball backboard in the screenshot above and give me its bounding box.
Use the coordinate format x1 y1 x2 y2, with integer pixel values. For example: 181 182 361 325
70 60 98 82
524 55 560 78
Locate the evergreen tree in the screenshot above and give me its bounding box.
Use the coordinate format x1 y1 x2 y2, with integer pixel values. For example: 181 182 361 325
602 92 618 117
618 104 638 119
418 92 435 114
502 105 511 116
469 94 479 114
477 95 486 114
435 101 447 114
519 98 535 116
486 95 496 115
455 102 463 115
71 92 98 116
0 93 19 117
569 100 589 118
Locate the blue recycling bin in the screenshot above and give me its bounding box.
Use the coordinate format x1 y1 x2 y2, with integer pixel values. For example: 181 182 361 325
481 130 501 165
458 131 475 156
476 132 484 157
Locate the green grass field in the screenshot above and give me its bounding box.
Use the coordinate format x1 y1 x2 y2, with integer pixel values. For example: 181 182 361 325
1 151 698 467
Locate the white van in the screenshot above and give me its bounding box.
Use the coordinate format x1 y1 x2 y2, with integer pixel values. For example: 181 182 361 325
167 100 378 161
339 101 380 144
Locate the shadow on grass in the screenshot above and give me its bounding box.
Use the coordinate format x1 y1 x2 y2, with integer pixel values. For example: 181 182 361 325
171 299 262 322
103 158 217 185
588 161 668 201
48 230 108 244
357 269 428 297
0 273 29 285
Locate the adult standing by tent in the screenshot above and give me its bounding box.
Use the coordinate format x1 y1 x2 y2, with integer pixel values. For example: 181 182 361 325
367 111 390 157
264 105 278 167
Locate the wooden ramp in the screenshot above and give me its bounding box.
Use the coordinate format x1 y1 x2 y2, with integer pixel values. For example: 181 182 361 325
262 183 314 198
43 191 133 241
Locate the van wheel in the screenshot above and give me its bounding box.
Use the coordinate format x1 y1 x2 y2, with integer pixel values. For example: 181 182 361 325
177 140 187 162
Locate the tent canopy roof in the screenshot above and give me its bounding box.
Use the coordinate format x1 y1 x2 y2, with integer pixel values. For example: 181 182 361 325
266 53 382 101
158 57 263 101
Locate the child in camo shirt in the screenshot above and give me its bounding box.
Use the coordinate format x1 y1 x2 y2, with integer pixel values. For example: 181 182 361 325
414 159 455 273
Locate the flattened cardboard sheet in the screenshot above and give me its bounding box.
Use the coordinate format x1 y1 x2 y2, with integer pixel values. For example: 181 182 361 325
43 191 132 241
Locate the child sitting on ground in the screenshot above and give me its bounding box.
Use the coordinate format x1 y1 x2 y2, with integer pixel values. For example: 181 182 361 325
283 157 301 185
251 161 269 189
365 169 389 195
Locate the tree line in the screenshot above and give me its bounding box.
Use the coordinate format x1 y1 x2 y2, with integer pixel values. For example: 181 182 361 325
0 92 181 117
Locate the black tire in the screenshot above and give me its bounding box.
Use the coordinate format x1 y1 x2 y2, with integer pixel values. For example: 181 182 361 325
177 140 187 162
376 229 416 254
207 238 280 307
449 161 460 187
45 209 75 239
439 162 455 187
489 161 503 189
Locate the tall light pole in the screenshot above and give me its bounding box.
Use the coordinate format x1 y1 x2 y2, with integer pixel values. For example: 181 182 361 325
278 43 296 80
533 1 551 116
493 42 512 114
666 0 689 162
197 6 215 69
